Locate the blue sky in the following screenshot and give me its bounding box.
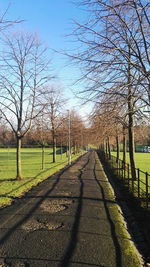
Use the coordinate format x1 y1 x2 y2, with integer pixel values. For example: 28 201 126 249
1 1 149 123
0 0 81 47
0 0 91 117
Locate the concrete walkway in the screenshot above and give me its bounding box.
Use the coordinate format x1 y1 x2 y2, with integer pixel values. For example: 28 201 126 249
0 152 142 267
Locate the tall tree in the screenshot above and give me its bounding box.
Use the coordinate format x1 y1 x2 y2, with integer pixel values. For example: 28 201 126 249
0 32 52 179
32 116 50 169
43 85 67 163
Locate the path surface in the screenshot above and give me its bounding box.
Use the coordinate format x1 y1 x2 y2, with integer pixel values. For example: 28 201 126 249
0 152 142 267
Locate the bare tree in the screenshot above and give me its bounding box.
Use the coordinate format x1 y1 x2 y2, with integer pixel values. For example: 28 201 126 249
0 32 52 179
0 5 22 32
71 0 150 102
69 110 85 154
65 0 150 179
32 116 50 169
43 84 67 163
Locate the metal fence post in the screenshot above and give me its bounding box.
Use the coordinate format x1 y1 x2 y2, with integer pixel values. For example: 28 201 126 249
117 159 118 175
110 156 112 168
145 172 149 209
132 176 134 194
123 161 125 180
122 161 124 180
119 160 121 178
103 153 150 210
137 168 140 199
127 163 130 188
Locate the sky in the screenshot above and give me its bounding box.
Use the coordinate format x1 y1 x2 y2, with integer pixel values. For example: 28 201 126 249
0 0 91 120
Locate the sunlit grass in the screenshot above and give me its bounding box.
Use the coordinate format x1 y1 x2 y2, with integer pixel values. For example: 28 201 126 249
111 151 150 195
0 148 85 207
111 152 150 174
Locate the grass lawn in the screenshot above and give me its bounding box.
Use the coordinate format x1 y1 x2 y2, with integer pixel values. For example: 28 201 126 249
0 148 85 207
111 152 150 174
111 152 150 195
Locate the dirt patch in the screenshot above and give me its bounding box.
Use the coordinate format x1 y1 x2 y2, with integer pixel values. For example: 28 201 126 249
40 199 73 213
22 218 42 231
36 216 63 230
22 217 63 232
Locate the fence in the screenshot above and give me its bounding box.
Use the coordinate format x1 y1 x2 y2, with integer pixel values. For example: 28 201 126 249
99 151 150 209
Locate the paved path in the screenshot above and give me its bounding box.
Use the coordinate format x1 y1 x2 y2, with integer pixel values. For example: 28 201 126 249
0 152 142 267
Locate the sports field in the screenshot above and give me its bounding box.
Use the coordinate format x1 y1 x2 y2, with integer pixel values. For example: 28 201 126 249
111 152 150 174
111 152 150 196
0 148 84 207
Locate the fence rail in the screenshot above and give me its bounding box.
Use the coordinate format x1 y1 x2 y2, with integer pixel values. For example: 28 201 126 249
99 151 150 209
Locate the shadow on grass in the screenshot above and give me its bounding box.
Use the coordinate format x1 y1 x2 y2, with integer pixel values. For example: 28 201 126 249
0 161 69 200
0 178 17 183
0 153 83 205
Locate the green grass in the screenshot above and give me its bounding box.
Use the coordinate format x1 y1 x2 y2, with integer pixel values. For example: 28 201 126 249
111 152 150 174
111 152 150 196
0 148 86 207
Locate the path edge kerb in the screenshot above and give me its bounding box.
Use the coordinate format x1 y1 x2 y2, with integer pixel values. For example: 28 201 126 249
95 152 144 267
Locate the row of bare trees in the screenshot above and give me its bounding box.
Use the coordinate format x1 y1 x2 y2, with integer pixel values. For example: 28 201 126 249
0 8 88 180
0 34 87 178
68 0 150 179
0 108 87 168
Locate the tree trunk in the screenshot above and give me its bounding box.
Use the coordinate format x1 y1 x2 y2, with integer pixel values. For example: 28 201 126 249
116 135 119 163
107 136 111 159
42 145 45 169
73 142 76 154
16 137 22 180
128 111 136 180
127 46 136 180
61 140 63 160
66 141 68 157
102 139 105 153
53 136 56 163
105 139 108 155
148 81 150 105
122 127 126 164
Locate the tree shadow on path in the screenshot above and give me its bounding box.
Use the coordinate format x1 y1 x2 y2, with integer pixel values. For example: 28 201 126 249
59 154 91 267
59 153 108 267
0 166 69 246
93 157 122 267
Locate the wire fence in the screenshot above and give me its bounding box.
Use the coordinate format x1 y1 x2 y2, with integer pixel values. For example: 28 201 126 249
99 151 150 209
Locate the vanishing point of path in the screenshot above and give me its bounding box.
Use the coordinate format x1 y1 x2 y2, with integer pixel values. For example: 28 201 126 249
0 152 142 267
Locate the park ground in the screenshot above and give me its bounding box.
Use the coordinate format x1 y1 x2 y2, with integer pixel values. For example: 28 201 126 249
0 148 149 208
0 151 143 267
0 148 84 207
111 152 150 174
